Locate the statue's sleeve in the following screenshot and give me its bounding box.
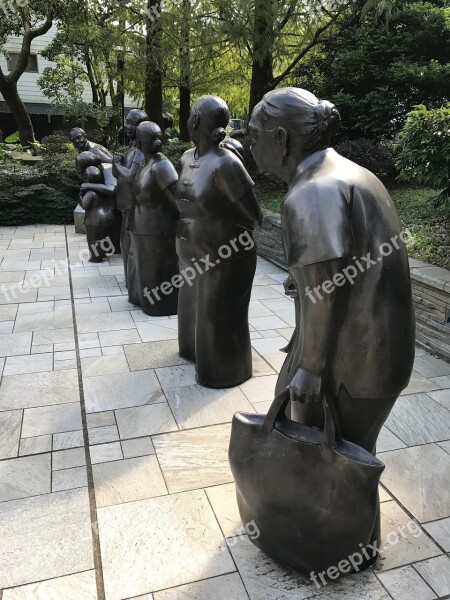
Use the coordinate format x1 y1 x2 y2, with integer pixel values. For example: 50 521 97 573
283 182 354 268
215 155 254 204
154 159 179 192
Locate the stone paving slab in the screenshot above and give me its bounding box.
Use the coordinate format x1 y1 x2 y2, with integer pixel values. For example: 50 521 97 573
0 226 448 600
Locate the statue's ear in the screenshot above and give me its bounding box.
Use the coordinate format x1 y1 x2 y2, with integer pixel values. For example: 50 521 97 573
275 127 289 158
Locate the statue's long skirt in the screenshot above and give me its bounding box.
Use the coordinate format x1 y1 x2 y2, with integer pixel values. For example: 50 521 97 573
127 233 178 316
178 248 256 388
86 225 114 262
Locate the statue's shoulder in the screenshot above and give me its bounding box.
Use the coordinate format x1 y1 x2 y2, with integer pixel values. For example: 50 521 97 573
153 153 178 189
180 147 195 164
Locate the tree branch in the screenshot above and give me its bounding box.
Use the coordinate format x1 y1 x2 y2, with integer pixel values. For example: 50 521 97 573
271 8 345 88
9 5 55 82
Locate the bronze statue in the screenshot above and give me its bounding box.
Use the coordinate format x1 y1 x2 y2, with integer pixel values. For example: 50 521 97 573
79 166 115 262
240 86 415 572
75 151 119 254
118 121 180 316
69 127 113 163
175 95 263 388
112 109 149 285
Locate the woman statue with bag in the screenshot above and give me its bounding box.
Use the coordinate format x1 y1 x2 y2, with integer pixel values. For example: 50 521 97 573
248 87 415 455
175 95 263 388
237 88 415 571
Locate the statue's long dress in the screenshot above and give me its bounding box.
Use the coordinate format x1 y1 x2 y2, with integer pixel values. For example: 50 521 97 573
175 147 262 388
127 153 179 316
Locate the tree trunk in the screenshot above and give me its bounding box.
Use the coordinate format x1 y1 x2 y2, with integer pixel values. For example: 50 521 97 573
178 0 191 142
0 77 35 145
145 0 163 128
248 0 275 119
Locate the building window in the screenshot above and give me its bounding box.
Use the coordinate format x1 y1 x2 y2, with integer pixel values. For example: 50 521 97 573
7 53 39 73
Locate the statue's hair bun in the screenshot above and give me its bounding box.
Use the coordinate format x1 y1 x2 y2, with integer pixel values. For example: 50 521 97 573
314 100 340 137
211 127 226 144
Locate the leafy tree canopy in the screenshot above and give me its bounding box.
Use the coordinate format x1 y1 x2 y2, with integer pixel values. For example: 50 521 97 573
296 1 450 138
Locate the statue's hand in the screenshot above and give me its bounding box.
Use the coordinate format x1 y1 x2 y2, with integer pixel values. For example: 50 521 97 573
80 183 88 190
289 368 322 403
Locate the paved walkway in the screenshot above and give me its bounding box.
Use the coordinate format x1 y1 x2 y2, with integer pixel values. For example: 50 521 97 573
0 224 449 600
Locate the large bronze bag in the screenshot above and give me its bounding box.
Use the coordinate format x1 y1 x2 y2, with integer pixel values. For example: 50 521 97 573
229 390 385 574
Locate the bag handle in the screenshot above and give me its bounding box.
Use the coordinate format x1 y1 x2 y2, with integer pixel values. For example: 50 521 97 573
262 388 343 458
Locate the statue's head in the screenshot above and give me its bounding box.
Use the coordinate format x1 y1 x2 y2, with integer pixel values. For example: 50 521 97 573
125 109 149 141
69 127 88 151
136 121 163 155
249 87 340 179
83 166 102 183
76 151 101 178
188 95 229 147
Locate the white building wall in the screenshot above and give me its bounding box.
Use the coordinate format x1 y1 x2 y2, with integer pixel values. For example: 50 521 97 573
0 24 135 107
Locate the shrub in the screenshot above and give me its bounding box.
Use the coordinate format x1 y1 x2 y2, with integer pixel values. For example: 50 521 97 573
335 138 397 182
0 153 79 225
395 104 450 204
41 133 73 155
162 139 193 170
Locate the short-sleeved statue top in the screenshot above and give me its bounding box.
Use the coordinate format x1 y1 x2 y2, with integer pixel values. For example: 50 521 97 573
129 153 178 236
175 147 257 260
283 149 415 399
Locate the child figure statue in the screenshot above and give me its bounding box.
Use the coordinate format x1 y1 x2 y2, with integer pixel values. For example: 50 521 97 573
80 166 115 262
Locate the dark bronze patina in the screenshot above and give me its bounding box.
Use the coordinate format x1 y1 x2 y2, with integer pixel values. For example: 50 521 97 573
79 165 115 262
175 95 263 388
126 121 179 316
113 109 149 285
229 87 415 575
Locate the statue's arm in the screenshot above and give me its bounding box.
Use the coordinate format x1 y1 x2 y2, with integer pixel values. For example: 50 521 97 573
95 146 113 163
113 160 141 182
154 159 179 210
80 182 115 196
160 182 178 211
233 188 263 231
288 258 349 403
80 192 95 211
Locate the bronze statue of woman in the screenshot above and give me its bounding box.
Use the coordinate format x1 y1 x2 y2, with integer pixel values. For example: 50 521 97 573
175 95 263 388
124 121 180 316
249 87 415 561
113 109 149 285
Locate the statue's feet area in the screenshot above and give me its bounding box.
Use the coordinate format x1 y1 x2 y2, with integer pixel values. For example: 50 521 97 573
0 224 448 599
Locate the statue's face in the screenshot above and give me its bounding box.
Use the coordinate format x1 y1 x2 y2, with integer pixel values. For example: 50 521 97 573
70 131 87 151
125 115 139 140
137 130 156 154
249 119 273 174
249 111 286 179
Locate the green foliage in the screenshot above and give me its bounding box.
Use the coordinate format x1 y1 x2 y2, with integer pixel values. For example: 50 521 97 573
296 1 450 139
4 132 20 144
390 187 449 268
0 153 79 226
335 138 397 181
395 104 450 196
256 182 449 268
41 134 73 155
162 139 193 170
